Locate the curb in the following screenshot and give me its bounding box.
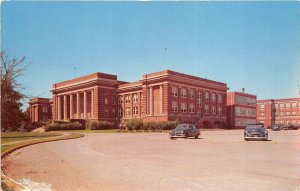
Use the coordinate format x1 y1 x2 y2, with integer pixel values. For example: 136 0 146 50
1 132 84 191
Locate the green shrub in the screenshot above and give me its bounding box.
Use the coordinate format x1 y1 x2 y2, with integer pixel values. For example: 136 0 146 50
70 119 86 128
45 122 84 131
89 121 113 130
143 121 156 131
126 118 143 131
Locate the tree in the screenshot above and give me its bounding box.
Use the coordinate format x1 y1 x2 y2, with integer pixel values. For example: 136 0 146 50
1 51 28 131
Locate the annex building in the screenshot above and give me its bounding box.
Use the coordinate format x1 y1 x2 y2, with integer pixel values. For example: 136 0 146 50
257 98 300 127
227 90 257 128
30 70 229 128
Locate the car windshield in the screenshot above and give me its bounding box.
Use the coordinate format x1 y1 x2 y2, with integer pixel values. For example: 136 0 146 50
175 124 189 130
246 126 265 131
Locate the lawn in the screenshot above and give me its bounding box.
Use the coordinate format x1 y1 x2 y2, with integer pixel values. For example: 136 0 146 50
1 132 62 144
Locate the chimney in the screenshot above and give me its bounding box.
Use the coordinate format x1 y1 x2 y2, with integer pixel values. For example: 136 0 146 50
242 88 245 93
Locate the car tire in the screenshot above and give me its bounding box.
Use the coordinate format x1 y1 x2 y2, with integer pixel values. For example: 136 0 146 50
195 135 199 139
244 138 249 141
185 133 189 138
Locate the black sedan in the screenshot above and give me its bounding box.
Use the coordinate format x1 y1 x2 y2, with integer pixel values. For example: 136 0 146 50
244 125 268 141
169 124 200 139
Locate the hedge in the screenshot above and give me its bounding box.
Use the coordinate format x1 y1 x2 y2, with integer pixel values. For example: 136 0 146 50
124 119 180 131
45 122 84 131
88 121 113 130
126 118 143 131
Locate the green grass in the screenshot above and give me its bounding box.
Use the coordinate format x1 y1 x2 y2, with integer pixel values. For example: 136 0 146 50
1 132 62 144
1 132 62 138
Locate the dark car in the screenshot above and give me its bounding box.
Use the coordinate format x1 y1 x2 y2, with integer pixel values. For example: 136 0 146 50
169 124 200 139
272 124 281 131
280 125 289 130
281 125 297 130
290 125 299 130
244 124 268 141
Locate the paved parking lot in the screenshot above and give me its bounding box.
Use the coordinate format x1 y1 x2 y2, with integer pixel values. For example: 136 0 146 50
2 130 300 191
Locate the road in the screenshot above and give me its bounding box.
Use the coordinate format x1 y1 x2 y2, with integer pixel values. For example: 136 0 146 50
2 130 300 191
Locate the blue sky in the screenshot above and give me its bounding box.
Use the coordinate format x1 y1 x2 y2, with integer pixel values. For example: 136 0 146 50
2 2 300 108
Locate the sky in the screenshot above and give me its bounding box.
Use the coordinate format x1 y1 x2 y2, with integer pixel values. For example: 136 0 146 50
2 2 300 109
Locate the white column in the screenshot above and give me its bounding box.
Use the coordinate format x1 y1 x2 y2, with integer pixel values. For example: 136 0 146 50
57 96 61 120
31 106 35 121
64 95 67 120
149 86 153 116
84 91 87 119
91 90 94 119
77 93 80 118
70 94 73 119
160 85 163 115
34 106 38 122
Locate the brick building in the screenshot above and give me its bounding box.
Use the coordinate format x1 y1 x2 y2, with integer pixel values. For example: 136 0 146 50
31 70 228 128
226 91 257 128
29 98 53 122
257 98 300 127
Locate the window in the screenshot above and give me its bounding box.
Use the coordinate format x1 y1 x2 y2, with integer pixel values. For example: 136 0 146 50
286 111 290 116
190 89 195 99
133 107 138 115
181 102 187 112
133 94 139 103
280 103 284 108
212 106 216 114
172 86 178 97
118 96 123 105
104 108 108 116
205 105 209 114
172 101 178 112
280 111 284 117
112 97 115 105
197 91 203 106
292 102 296 108
260 112 265 117
218 106 222 115
125 95 130 103
104 98 108 105
286 103 291 108
118 108 123 117
42 107 48 113
260 104 265 109
212 93 216 102
205 92 209 101
218 94 222 103
125 107 131 115
181 88 187 98
112 108 116 116
189 103 195 113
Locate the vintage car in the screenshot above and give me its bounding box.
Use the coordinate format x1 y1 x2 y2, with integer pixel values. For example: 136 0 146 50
169 124 200 139
244 123 268 141
272 124 281 131
281 125 299 130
